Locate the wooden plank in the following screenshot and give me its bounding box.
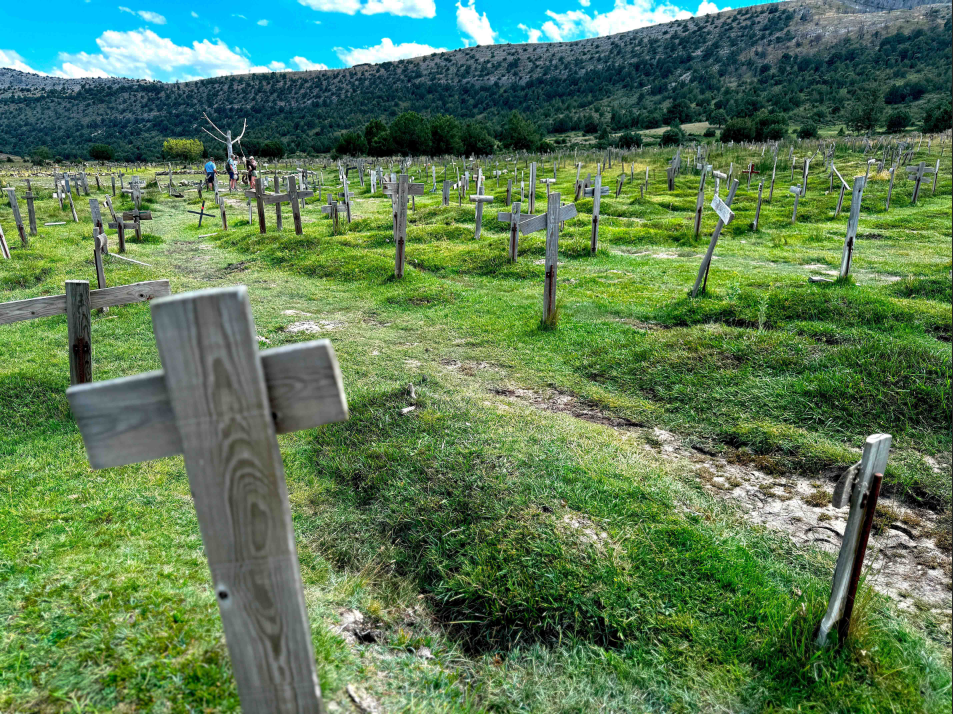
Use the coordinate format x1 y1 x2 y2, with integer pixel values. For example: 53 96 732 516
129 287 325 710
0 280 170 325
816 434 891 646
68 339 347 470
543 194 560 322
691 179 739 298
839 177 866 278
66 280 92 385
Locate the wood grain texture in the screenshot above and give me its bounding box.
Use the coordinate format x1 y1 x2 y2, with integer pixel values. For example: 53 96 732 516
67 339 347 470
66 280 92 385
0 280 170 325
691 179 739 298
816 434 891 646
149 287 324 712
839 177 866 278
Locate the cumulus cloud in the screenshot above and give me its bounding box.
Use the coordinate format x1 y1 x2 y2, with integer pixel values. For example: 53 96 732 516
257 18 269 25
538 0 723 42
0 49 44 75
517 23 542 43
456 0 496 45
119 6 166 24
362 0 435 17
335 37 445 66
52 29 277 79
292 56 329 71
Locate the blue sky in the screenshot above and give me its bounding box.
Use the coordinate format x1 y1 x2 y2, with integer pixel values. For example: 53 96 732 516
0 0 755 81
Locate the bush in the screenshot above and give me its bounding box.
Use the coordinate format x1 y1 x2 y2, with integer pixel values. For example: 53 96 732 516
618 131 643 149
500 111 540 152
390 112 431 156
333 130 368 158
797 122 818 139
89 143 114 162
461 121 495 156
661 124 684 146
703 127 717 137
259 140 285 159
885 109 911 134
721 118 754 143
922 99 952 134
163 138 203 163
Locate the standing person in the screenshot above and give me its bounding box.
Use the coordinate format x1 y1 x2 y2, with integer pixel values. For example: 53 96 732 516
226 155 238 191
246 155 258 191
204 157 216 190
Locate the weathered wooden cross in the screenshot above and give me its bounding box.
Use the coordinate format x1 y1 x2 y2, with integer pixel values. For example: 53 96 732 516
838 176 866 279
188 200 215 227
691 180 739 298
4 188 27 247
383 174 425 278
0 279 170 384
66 286 348 711
497 201 537 263
519 192 577 324
789 185 803 224
905 161 935 205
470 194 494 239
741 163 759 190
816 434 891 646
751 181 765 231
121 208 153 243
320 198 340 234
584 175 610 254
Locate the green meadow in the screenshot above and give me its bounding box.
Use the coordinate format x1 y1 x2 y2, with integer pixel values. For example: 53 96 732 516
0 142 950 712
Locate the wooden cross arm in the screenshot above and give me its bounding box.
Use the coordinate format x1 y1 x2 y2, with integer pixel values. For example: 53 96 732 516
298 190 315 200
243 190 259 199
470 195 494 203
108 221 135 230
122 211 153 220
583 187 611 196
0 280 170 325
67 340 348 470
519 204 577 235
262 193 291 205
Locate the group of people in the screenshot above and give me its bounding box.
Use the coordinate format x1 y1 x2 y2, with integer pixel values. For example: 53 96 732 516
203 154 259 191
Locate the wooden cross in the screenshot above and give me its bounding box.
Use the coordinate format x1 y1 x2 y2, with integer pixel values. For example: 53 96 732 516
691 180 739 298
121 208 153 243
103 196 128 253
751 181 765 231
320 199 340 234
789 185 802 224
839 176 866 279
519 192 577 324
799 158 811 197
541 178 556 198
741 163 759 189
693 172 707 240
885 167 896 212
831 165 850 218
245 180 268 234
66 286 348 711
497 201 537 263
470 194 494 239
0 279 169 384
24 187 37 236
188 200 215 227
816 434 891 646
442 180 451 206
4 188 27 247
383 175 425 279
584 175 610 255
905 161 935 205
528 162 538 214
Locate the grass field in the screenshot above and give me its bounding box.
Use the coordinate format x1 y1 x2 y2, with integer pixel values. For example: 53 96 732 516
0 141 950 712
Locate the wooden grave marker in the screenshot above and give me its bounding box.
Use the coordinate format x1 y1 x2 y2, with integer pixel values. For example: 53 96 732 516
838 177 866 279
67 286 347 711
584 175 610 255
4 188 27 247
691 180 739 298
497 201 538 263
470 194 494 239
519 193 577 324
383 175 425 278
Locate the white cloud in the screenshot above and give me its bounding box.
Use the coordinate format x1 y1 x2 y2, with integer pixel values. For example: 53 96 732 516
191 10 199 17
257 18 269 25
517 23 542 43
538 0 722 41
0 49 44 75
292 55 329 71
52 29 280 80
119 6 166 24
362 0 435 17
335 37 445 66
298 0 362 14
579 0 590 6
456 0 496 45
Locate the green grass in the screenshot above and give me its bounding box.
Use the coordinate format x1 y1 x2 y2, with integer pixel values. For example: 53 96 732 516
0 144 950 712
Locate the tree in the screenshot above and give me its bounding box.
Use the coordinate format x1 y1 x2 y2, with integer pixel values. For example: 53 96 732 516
163 138 204 163
885 109 911 134
500 111 540 152
618 131 642 149
845 86 884 134
708 109 728 128
552 115 572 133
582 115 600 134
797 121 818 139
334 130 367 157
752 112 787 141
922 99 952 134
461 121 495 156
388 112 431 156
663 99 692 126
661 123 684 146
29 145 52 165
89 144 114 162
259 140 285 159
429 114 463 155
595 125 613 149
721 118 754 143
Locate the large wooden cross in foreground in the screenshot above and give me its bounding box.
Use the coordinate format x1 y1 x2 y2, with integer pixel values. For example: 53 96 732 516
67 286 349 713
383 174 425 278
519 192 577 324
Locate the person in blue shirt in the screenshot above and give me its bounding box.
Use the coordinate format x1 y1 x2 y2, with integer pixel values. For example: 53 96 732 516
204 159 216 189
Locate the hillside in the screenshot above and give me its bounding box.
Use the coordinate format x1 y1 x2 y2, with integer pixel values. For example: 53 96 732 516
0 0 949 160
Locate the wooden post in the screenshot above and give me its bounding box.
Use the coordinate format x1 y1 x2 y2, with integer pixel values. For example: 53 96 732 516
752 181 764 231
65 280 92 385
25 189 37 236
442 180 450 207
839 177 866 279
67 286 348 712
666 166 675 191
691 180 739 298
104 197 126 254
801 158 810 196
0 225 10 260
885 167 896 212
693 172 707 240
246 180 267 234
5 188 27 247
93 235 107 291
816 434 891 646
219 198 229 231
528 162 537 215
274 171 283 231
587 175 607 254
383 175 424 279
931 158 940 195
505 178 512 205
518 193 577 325
790 185 802 224
768 153 778 202
497 201 531 262
111 175 116 197
470 194 494 240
